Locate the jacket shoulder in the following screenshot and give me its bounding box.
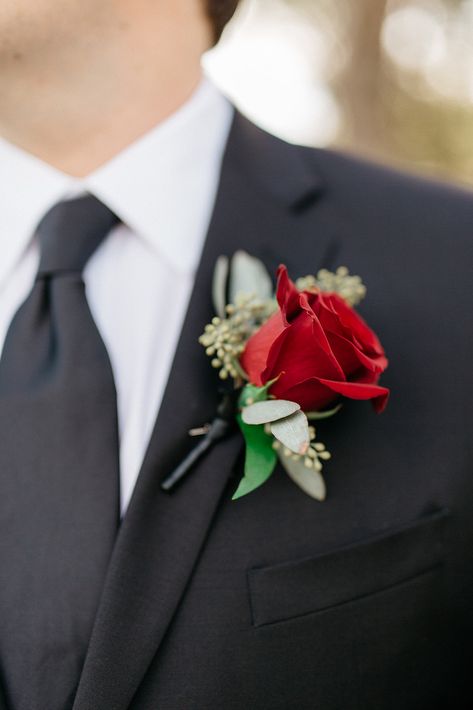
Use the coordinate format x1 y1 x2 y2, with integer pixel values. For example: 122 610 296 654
230 113 473 248
299 143 473 216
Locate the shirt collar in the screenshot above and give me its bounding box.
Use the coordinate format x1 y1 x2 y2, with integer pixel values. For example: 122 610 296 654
0 141 76 285
84 78 233 274
0 77 233 284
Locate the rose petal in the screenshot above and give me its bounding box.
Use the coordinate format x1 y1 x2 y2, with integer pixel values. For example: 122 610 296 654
272 377 340 412
318 378 390 413
240 311 286 385
325 330 388 375
276 265 301 323
321 293 386 357
263 310 345 391
241 268 390 415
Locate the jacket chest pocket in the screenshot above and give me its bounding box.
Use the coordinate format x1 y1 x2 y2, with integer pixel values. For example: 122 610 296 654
247 508 449 628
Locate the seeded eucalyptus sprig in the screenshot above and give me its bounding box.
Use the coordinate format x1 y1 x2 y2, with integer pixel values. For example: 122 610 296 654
296 266 366 307
198 294 276 382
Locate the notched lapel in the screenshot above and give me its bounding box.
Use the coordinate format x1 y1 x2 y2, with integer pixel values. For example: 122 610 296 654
73 111 326 710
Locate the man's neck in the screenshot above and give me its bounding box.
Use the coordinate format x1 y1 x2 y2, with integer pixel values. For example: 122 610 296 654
0 1 211 177
0 68 203 178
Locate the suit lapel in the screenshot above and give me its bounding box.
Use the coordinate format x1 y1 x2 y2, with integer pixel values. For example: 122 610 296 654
0 682 7 710
72 111 326 710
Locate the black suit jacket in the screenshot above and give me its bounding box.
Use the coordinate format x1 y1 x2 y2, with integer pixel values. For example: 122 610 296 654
3 111 472 710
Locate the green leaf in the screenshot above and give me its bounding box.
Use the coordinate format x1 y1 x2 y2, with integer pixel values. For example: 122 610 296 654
306 404 343 421
212 255 229 319
279 453 326 501
238 377 281 409
238 383 268 408
232 416 277 500
270 410 310 454
229 250 273 304
230 357 250 383
242 399 300 425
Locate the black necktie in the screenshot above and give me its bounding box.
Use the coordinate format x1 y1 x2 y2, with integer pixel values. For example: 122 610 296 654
0 195 121 710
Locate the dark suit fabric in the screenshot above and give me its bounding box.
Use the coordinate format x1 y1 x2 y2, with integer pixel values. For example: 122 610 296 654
1 111 472 710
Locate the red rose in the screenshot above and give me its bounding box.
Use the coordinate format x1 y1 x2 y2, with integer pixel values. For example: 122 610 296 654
240 266 389 413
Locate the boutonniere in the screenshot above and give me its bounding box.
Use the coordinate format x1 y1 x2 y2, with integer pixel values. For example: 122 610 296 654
162 252 389 500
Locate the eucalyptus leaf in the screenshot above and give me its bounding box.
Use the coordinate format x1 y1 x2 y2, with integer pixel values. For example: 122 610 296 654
232 416 277 500
270 410 310 455
212 255 229 319
306 404 343 421
279 453 326 501
229 250 273 303
242 399 300 426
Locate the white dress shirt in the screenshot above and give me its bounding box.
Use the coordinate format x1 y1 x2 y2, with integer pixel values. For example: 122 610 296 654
0 78 233 515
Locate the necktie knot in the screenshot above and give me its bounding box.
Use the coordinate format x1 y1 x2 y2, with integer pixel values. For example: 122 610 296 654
36 194 119 277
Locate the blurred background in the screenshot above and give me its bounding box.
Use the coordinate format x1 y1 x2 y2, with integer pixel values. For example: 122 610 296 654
203 0 473 188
